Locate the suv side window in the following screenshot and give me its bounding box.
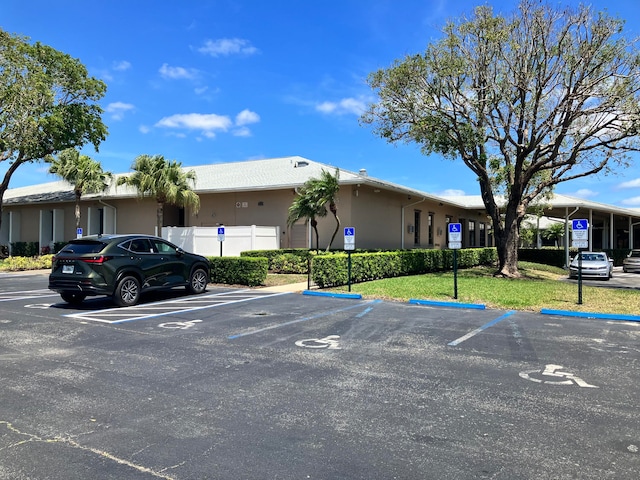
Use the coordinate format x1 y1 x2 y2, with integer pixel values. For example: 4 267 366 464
129 238 153 253
152 240 177 255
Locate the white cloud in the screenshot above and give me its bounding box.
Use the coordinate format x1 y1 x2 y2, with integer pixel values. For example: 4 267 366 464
198 38 258 57
155 110 259 138
571 189 599 199
235 109 260 126
113 60 131 71
316 97 367 116
159 63 198 80
439 189 467 197
155 113 233 137
233 126 252 137
106 101 134 120
618 178 640 189
621 196 640 206
139 125 150 134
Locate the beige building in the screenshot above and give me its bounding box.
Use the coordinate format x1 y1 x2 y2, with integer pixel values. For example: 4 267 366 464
2 156 640 254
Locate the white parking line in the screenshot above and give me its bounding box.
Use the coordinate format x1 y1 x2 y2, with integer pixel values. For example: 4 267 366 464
0 289 59 302
65 290 289 324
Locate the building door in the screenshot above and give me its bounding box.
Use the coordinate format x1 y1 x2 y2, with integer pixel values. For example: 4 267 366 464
414 210 421 246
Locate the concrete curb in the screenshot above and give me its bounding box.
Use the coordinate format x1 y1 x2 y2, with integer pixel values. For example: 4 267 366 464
540 308 640 322
409 299 486 310
303 290 362 299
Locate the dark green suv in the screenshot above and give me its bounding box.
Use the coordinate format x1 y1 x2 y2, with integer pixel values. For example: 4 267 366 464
49 234 210 306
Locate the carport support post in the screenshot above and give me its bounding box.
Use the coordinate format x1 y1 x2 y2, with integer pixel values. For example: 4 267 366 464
578 249 583 305
347 251 352 292
453 249 458 300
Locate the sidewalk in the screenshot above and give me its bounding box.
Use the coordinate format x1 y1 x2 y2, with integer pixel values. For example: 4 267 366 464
258 282 309 293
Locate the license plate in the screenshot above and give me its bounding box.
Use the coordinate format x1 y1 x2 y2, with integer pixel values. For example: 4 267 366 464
62 265 74 274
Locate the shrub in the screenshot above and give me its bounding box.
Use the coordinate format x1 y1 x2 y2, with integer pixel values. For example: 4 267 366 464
270 253 309 274
0 254 53 271
241 249 312 271
208 256 268 286
311 247 497 288
10 241 39 257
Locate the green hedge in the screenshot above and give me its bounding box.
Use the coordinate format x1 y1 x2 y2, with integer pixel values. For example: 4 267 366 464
518 248 568 267
10 242 39 257
241 249 313 272
311 247 497 288
208 256 268 286
603 248 632 266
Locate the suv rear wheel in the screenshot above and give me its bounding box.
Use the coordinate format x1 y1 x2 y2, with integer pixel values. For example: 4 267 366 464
113 275 140 306
187 267 208 294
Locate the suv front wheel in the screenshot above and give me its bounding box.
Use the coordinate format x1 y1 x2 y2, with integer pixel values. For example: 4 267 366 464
187 267 208 294
113 275 141 306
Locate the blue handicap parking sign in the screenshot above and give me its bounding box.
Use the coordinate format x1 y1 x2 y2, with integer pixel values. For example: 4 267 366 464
572 219 588 230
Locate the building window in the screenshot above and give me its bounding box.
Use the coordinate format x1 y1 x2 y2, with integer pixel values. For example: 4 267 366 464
468 220 476 247
479 222 486 247
414 210 421 246
428 212 434 246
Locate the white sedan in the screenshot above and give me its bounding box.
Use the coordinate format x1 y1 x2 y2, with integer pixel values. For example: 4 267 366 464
568 252 613 280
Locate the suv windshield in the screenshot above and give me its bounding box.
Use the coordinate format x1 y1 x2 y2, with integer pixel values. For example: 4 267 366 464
60 241 107 254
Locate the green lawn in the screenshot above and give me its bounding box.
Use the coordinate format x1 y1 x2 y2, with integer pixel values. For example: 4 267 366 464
330 262 640 315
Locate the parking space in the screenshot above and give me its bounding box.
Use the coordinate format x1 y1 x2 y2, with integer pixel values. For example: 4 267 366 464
1 274 639 479
63 289 288 324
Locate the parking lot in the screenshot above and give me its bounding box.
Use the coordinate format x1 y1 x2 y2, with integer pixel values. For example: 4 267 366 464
1 272 639 479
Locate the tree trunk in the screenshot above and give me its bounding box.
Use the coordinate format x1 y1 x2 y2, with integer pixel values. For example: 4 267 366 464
326 210 340 252
75 193 81 229
495 221 520 277
0 155 27 233
494 202 525 278
157 202 164 237
311 218 320 252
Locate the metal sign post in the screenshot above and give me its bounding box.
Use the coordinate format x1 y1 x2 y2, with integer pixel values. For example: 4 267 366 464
217 226 225 257
448 223 462 299
344 227 355 292
571 219 589 305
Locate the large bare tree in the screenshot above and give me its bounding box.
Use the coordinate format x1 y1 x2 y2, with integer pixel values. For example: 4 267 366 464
362 1 640 277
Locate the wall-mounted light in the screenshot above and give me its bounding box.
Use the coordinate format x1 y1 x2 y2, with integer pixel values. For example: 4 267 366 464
437 227 443 236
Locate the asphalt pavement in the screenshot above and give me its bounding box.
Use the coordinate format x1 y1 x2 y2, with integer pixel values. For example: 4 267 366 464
0 272 639 479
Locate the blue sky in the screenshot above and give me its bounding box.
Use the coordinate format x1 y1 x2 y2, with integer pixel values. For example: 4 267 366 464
2 0 640 207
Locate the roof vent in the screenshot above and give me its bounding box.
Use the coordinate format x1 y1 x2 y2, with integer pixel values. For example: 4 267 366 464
359 168 368 176
294 160 309 168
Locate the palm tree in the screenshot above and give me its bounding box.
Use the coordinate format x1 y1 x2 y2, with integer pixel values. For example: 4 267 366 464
306 169 340 251
287 188 327 251
47 148 112 229
542 222 565 248
117 154 200 236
